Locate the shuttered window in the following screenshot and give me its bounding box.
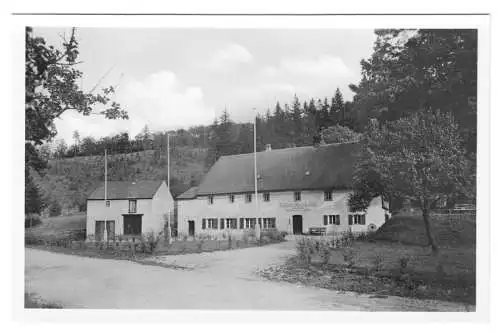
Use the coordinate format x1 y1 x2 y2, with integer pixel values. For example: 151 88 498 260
220 218 225 230
348 214 366 225
202 219 206 230
324 215 340 225
239 218 244 229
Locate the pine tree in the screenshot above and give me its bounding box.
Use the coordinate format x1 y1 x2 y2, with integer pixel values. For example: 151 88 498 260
331 88 345 125
291 95 303 145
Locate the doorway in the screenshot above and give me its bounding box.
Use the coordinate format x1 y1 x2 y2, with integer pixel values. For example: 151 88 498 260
292 215 303 234
188 220 195 236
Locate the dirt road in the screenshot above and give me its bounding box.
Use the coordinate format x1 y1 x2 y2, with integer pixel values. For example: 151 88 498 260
25 242 469 311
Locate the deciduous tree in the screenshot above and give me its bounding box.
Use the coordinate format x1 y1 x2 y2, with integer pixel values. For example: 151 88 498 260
349 110 474 254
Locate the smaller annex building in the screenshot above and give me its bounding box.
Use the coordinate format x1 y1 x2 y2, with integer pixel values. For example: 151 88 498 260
86 180 174 241
177 143 390 237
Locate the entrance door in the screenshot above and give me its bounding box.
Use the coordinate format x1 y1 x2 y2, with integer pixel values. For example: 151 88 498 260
123 214 142 236
188 220 195 236
95 220 105 241
292 215 303 234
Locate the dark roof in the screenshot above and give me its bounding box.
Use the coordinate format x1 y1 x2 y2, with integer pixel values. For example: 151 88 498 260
176 187 199 200
88 180 164 200
196 143 361 196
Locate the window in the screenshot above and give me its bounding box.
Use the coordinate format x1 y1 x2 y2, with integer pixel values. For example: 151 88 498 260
208 218 218 229
245 193 252 203
203 218 219 229
220 218 225 230
229 194 235 203
294 191 301 201
258 218 262 228
324 215 340 226
263 218 276 229
105 200 110 207
208 195 214 205
263 192 270 202
239 218 244 229
348 214 366 225
128 200 137 213
324 191 332 201
227 218 237 229
245 218 251 229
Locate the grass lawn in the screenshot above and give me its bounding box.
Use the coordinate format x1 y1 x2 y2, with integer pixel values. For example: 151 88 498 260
259 213 476 306
26 213 86 242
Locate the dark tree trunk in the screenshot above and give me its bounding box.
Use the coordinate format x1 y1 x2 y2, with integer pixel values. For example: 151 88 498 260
422 207 439 255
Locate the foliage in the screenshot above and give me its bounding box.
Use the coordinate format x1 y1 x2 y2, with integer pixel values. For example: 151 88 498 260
372 253 384 273
48 201 62 217
349 29 477 153
141 231 162 254
321 125 362 144
342 248 357 269
25 27 127 216
261 228 285 242
296 237 316 264
349 110 474 254
25 167 46 215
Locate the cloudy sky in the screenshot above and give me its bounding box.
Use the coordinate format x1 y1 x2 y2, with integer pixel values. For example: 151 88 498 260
34 27 376 143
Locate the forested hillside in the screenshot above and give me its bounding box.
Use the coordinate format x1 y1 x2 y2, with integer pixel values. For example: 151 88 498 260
33 146 208 215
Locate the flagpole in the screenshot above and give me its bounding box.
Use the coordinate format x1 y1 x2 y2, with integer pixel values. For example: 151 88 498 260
254 108 260 240
104 148 108 202
167 133 170 190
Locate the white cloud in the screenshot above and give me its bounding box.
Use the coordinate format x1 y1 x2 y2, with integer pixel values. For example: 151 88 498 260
55 71 215 143
266 55 352 79
207 44 253 70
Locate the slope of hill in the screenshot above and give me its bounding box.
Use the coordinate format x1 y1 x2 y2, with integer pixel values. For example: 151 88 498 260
373 213 476 248
32 146 208 214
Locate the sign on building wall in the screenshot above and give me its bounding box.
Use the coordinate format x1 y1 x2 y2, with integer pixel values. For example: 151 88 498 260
279 201 318 212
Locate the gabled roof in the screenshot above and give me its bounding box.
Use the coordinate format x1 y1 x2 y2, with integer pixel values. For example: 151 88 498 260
177 187 199 200
88 180 165 200
196 142 361 196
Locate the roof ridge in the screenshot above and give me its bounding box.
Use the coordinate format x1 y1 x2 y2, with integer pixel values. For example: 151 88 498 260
218 142 359 160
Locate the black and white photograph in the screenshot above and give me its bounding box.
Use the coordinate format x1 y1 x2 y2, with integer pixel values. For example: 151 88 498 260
6 7 494 327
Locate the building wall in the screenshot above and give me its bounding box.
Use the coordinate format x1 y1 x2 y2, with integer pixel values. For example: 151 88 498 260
177 190 389 236
151 181 175 232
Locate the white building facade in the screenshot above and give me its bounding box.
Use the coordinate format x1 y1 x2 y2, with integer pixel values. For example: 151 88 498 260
178 189 389 236
177 143 390 237
86 180 174 241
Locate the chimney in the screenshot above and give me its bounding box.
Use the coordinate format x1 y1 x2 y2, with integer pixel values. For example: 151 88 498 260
265 144 272 152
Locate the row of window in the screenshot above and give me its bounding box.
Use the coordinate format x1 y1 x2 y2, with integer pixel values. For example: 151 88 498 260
208 191 335 205
201 217 277 230
322 214 367 226
105 199 138 214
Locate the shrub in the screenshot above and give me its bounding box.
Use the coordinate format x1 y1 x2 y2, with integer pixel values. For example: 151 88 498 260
25 214 42 228
242 231 250 245
197 236 205 252
372 253 384 273
142 231 161 254
318 240 332 265
296 237 314 264
261 228 285 243
228 232 233 249
48 202 62 217
342 248 357 269
280 231 288 239
399 255 411 273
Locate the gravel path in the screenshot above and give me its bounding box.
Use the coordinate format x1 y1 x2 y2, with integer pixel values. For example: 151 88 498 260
25 243 469 311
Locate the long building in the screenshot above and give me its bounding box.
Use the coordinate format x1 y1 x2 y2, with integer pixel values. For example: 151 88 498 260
177 142 390 237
